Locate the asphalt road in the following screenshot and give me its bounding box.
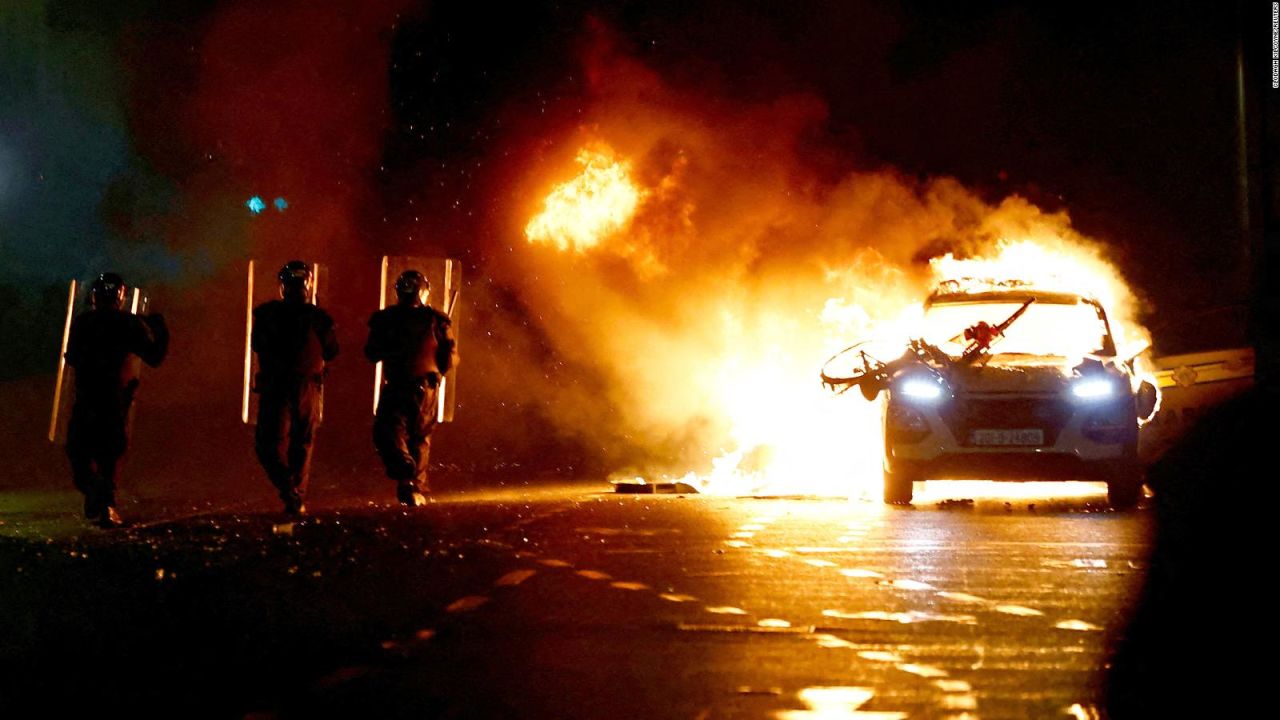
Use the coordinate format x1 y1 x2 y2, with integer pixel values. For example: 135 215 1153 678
0 480 1148 719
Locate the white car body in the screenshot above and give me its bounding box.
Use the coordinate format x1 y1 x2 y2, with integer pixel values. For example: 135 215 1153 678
880 287 1154 508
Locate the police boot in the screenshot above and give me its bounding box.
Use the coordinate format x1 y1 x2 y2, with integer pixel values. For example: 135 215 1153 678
83 491 104 522
397 482 427 507
282 490 307 517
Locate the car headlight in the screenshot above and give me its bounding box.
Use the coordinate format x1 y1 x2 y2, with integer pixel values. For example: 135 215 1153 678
899 377 944 401
1071 378 1115 399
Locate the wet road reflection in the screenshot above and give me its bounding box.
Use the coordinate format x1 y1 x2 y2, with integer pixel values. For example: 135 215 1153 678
0 480 1148 717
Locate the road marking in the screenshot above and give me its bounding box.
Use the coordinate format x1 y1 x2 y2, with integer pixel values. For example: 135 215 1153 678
572 527 679 537
603 548 665 555
1041 558 1108 569
775 686 907 720
494 569 537 587
1055 619 1102 631
896 663 949 678
884 579 935 591
611 581 650 591
475 495 1126 718
445 596 489 613
994 604 1044 617
857 650 904 663
839 568 884 579
678 623 811 634
773 535 1095 638
311 665 373 690
881 541 1143 549
705 605 748 615
811 634 857 649
936 591 986 604
939 693 978 710
823 609 976 625
934 679 971 693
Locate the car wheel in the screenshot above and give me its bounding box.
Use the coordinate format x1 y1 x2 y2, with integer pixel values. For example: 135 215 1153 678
883 466 916 505
1105 448 1143 510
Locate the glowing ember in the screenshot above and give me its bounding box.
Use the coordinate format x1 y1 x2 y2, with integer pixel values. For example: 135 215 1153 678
525 147 644 252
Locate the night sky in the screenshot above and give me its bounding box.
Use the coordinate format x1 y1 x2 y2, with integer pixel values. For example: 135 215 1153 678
1 2 1249 350
0 1 1264 482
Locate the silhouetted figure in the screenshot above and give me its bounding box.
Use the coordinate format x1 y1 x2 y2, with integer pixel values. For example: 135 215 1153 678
65 273 168 527
252 261 338 516
365 270 458 506
1105 388 1264 717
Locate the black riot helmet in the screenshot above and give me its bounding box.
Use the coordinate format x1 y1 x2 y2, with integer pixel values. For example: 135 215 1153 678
394 270 429 307
277 260 313 302
90 272 128 311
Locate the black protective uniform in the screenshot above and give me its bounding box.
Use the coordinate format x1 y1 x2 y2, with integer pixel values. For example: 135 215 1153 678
251 299 338 508
65 307 168 519
365 304 458 496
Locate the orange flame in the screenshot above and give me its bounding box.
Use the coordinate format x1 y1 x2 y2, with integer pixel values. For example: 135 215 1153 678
928 238 1150 357
503 29 1162 499
524 147 644 252
520 138 1153 500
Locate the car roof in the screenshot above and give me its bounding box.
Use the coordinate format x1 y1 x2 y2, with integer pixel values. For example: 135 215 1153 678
925 290 1090 308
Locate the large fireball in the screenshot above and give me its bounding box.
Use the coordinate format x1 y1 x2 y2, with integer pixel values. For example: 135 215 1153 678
506 39 1152 499
524 147 644 252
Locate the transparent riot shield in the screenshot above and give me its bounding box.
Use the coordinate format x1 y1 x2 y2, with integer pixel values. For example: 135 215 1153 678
373 256 461 422
241 260 325 425
48 282 151 444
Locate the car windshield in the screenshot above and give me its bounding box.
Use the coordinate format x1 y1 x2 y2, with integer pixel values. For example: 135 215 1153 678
920 299 1111 358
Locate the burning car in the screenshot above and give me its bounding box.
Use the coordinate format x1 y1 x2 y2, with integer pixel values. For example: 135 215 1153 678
823 279 1159 509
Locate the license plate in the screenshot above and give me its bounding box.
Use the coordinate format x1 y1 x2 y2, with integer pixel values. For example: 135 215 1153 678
971 428 1044 446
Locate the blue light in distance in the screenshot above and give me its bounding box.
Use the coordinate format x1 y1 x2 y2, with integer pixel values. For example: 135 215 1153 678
273 197 288 212
246 196 266 215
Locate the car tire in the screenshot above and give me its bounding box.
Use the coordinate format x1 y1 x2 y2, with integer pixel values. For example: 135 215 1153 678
1105 448 1143 511
883 466 916 505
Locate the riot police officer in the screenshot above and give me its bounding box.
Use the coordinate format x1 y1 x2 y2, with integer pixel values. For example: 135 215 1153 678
364 270 458 506
65 273 169 528
251 261 338 516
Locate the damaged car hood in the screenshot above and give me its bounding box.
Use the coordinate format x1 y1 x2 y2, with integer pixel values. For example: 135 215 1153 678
950 358 1074 393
